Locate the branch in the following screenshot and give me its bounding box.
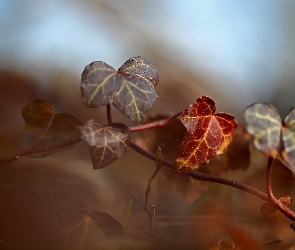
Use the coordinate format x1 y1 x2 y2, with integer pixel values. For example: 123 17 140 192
129 111 182 132
0 138 81 166
130 141 295 221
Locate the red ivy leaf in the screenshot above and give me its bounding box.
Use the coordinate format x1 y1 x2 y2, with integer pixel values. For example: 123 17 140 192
81 120 131 169
173 96 238 173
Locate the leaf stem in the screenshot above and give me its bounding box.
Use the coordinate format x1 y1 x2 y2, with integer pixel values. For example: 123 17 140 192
130 141 295 220
266 157 295 220
129 111 182 132
106 104 113 123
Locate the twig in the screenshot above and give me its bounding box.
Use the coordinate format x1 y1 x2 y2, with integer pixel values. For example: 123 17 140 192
129 111 182 132
130 141 295 221
266 157 295 219
144 146 163 233
0 138 81 166
144 163 161 233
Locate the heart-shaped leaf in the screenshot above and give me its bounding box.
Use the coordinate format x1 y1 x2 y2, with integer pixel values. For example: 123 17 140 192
243 103 281 158
63 210 123 249
244 104 295 173
64 210 123 237
21 99 83 157
173 96 238 173
81 56 159 124
81 120 131 169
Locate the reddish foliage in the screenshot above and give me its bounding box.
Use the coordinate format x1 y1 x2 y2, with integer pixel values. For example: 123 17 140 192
173 96 238 173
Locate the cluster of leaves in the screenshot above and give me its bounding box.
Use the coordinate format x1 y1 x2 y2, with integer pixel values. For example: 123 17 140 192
7 56 295 178
2 56 295 247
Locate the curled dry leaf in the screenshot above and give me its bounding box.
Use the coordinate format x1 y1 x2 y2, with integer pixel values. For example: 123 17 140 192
81 120 131 169
81 56 159 124
244 103 295 174
173 96 238 173
21 99 83 158
279 196 292 207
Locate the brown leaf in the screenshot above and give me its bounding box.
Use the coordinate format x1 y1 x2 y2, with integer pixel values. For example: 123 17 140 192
21 99 83 157
63 210 123 249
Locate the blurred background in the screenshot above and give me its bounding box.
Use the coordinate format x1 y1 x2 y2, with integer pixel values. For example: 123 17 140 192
1 0 295 114
1 0 295 249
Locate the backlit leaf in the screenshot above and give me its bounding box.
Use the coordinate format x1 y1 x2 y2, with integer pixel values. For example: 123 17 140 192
81 120 131 169
63 210 123 249
21 99 83 157
244 103 281 158
244 104 295 173
173 96 238 173
282 107 295 172
81 62 116 107
81 56 159 124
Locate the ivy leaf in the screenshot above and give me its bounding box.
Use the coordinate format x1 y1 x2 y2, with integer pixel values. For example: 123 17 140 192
282 107 295 171
21 99 83 158
244 104 295 173
81 120 131 169
81 56 159 124
173 96 238 173
63 210 123 249
243 103 281 158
